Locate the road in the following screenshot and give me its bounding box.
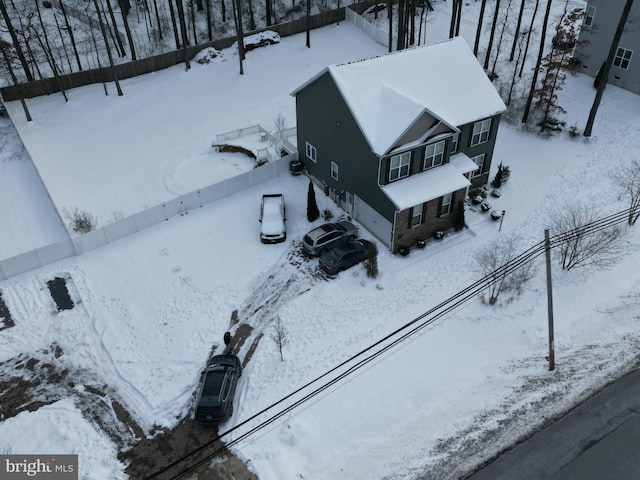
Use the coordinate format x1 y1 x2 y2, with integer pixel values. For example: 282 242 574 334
468 367 640 480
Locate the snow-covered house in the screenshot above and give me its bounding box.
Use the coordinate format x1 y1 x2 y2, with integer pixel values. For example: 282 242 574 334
291 37 506 252
574 1 640 95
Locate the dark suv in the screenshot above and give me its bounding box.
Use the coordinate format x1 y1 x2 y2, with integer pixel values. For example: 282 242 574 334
302 220 358 256
195 354 242 425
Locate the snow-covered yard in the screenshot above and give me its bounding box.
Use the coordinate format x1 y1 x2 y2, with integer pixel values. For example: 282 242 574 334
2 2 640 479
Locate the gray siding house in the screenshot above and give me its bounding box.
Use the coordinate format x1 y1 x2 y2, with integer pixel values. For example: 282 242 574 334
291 37 506 253
575 1 640 94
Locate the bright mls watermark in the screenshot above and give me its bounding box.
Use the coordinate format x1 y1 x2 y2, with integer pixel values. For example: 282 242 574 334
1 455 77 479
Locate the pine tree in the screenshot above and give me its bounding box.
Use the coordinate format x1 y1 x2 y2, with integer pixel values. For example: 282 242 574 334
307 180 320 222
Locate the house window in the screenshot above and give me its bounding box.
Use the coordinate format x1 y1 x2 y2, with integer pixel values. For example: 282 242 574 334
584 5 596 27
614 47 633 70
389 152 411 182
410 203 423 227
424 141 445 170
451 133 459 153
439 193 453 216
306 142 317 162
471 119 492 146
470 154 486 178
331 160 339 180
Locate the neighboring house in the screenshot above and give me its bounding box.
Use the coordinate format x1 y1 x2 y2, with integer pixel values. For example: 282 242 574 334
291 37 506 253
574 1 640 95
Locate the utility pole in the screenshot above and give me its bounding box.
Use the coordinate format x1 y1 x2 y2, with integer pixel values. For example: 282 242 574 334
545 228 555 371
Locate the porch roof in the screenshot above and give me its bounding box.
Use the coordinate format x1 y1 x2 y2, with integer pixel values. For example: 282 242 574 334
449 152 480 175
380 164 471 211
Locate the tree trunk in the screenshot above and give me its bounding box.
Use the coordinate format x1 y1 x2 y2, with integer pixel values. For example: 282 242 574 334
93 0 123 95
59 0 83 71
175 0 191 69
247 0 256 30
153 0 164 40
205 0 213 39
306 0 311 48
522 0 552 124
265 0 271 26
121 5 137 60
34 0 68 101
509 0 526 61
396 0 406 50
104 0 126 57
168 0 181 48
388 0 393 52
584 0 634 137
234 0 245 73
473 0 487 56
53 11 73 73
483 0 501 70
519 0 540 77
490 0 513 77
190 0 198 44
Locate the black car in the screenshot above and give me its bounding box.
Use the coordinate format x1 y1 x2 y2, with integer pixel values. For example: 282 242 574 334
195 354 242 425
319 239 372 275
302 220 358 256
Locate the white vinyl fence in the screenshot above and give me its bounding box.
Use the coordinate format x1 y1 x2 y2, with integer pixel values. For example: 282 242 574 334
0 154 294 280
345 7 393 50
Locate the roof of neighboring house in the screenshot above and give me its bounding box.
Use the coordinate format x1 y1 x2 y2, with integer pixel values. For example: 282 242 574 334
292 37 506 156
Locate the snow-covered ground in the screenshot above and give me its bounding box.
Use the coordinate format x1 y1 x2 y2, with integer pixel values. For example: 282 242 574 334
2 2 640 479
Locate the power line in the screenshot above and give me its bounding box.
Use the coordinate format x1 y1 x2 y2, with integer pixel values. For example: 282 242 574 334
147 206 637 479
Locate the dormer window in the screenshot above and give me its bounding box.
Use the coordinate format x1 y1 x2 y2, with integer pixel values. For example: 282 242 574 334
389 152 411 182
424 141 445 170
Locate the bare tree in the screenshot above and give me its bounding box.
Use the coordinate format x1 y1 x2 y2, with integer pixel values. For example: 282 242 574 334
93 0 123 95
483 0 501 70
549 203 626 270
609 158 640 225
103 0 126 57
490 0 515 78
474 232 537 305
34 0 68 101
519 0 540 77
0 0 34 81
270 316 289 361
0 40 32 121
509 0 526 61
271 113 286 146
59 0 83 71
473 0 488 56
522 0 552 124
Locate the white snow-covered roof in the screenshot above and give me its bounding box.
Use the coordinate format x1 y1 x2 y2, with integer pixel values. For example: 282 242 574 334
293 37 506 156
380 164 471 210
